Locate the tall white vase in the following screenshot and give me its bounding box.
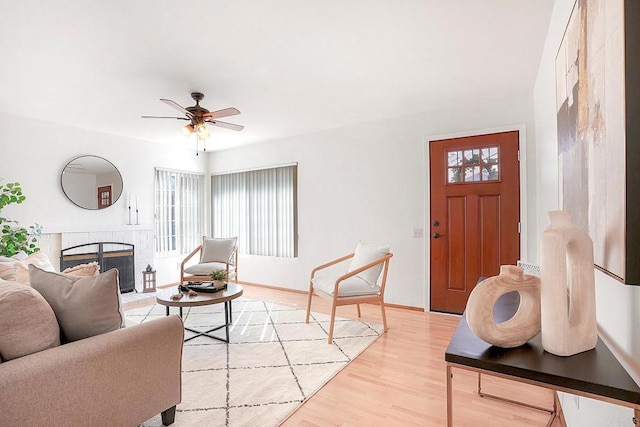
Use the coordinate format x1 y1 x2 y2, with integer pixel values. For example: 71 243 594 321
540 210 597 356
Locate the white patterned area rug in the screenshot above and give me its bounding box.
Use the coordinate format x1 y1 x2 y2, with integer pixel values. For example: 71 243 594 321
127 297 383 426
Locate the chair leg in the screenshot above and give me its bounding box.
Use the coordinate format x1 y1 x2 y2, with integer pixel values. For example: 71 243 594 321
305 282 314 324
380 301 388 332
356 303 361 318
327 301 338 344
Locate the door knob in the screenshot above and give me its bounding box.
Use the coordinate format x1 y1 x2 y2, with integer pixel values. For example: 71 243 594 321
433 232 441 239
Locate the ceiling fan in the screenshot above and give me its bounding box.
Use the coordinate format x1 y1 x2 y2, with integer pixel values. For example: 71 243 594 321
142 92 244 140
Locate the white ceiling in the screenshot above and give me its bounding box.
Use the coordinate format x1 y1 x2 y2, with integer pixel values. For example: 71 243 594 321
0 1 554 152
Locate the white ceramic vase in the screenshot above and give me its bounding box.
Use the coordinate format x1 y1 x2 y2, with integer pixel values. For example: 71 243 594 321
540 210 597 356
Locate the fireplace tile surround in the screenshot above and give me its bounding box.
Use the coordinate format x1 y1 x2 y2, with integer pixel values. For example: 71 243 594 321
38 228 154 292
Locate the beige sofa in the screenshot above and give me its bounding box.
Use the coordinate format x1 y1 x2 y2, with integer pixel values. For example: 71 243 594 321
0 277 184 426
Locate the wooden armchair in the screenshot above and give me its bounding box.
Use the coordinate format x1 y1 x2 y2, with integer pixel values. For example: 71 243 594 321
180 237 238 284
305 243 393 344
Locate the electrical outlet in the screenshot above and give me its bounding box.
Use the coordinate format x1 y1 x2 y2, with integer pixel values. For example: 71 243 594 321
413 228 424 238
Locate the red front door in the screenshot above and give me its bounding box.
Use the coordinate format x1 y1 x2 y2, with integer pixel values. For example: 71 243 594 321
429 131 521 314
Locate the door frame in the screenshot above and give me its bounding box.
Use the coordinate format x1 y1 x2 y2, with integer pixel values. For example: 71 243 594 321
422 124 529 312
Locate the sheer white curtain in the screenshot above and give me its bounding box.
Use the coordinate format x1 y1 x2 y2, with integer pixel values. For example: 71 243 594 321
211 165 297 258
155 169 204 256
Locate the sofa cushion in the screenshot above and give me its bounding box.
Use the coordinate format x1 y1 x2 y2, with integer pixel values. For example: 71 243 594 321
200 237 237 263
29 265 126 342
0 280 60 361
62 261 100 277
347 242 389 287
13 251 56 285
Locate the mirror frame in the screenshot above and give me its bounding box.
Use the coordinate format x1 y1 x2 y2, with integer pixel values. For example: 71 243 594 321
61 155 123 210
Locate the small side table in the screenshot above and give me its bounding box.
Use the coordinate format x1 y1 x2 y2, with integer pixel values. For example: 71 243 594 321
142 270 156 293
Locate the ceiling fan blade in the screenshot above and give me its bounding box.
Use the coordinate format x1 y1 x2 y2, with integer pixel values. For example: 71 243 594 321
141 115 189 120
160 99 193 117
203 107 240 119
205 118 244 131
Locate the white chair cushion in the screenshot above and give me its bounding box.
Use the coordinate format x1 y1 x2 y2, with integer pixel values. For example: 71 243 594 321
201 237 237 263
312 274 381 297
184 262 236 277
347 242 389 287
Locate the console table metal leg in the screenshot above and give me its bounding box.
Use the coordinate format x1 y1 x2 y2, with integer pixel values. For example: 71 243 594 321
477 372 556 425
447 364 453 427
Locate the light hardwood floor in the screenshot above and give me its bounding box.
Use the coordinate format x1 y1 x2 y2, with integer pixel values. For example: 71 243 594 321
242 283 564 427
128 283 563 426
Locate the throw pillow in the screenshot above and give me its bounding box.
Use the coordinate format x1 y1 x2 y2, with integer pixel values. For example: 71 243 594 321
0 280 60 361
62 261 100 276
0 251 31 281
29 265 126 342
347 242 390 287
0 262 15 281
0 251 27 262
14 251 56 285
200 236 237 264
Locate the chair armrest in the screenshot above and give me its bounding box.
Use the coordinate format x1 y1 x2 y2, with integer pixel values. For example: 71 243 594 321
228 245 238 266
0 315 184 427
181 245 203 271
332 252 394 294
310 253 355 279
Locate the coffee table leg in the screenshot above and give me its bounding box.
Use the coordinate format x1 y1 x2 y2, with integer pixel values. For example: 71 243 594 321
225 301 231 342
165 306 169 316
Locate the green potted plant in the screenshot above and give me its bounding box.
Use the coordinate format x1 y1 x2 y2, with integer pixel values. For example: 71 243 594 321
209 269 228 286
0 180 42 257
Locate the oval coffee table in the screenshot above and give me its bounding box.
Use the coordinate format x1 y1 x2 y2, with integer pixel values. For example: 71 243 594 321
156 283 243 343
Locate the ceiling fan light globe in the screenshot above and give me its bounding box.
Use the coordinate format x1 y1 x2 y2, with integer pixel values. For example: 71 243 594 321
197 124 210 139
182 124 194 136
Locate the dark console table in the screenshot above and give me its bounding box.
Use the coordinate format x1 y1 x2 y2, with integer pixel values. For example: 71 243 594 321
445 292 640 426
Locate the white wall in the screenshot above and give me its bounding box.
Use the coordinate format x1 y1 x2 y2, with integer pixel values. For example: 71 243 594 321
210 95 537 308
0 112 207 285
534 0 640 425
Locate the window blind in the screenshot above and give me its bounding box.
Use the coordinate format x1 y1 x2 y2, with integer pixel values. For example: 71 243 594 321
155 169 204 256
211 165 297 257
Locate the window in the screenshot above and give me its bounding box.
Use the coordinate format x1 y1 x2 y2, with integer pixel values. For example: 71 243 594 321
211 164 298 257
447 146 499 183
154 169 204 256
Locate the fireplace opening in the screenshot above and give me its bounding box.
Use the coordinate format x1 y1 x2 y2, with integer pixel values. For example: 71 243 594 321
60 242 136 293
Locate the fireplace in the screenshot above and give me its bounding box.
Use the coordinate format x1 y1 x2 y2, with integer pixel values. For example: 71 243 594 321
60 242 136 293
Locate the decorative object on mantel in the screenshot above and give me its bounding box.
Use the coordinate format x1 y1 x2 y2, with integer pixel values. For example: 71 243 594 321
126 192 140 225
0 180 42 257
465 265 541 348
540 210 597 356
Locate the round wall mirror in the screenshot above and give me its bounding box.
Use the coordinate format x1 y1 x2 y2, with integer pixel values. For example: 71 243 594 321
61 155 123 210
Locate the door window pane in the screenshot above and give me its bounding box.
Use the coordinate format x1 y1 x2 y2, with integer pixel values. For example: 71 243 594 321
447 146 499 183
